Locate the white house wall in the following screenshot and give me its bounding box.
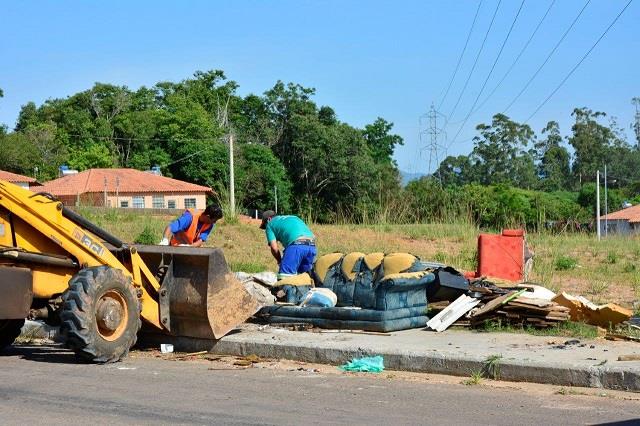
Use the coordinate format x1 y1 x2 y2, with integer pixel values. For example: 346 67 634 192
106 193 207 210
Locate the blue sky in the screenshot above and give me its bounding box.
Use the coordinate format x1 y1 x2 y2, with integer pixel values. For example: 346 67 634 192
1 1 638 174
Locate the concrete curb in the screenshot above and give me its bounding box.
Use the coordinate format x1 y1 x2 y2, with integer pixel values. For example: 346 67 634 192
210 340 640 391
140 330 640 392
18 321 640 392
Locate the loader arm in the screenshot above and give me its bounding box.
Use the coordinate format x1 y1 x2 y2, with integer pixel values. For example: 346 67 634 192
0 180 164 330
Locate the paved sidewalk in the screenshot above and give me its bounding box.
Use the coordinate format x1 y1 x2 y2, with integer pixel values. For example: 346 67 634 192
146 324 640 391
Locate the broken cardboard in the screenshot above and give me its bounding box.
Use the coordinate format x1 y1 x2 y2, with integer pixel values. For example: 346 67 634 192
552 292 632 328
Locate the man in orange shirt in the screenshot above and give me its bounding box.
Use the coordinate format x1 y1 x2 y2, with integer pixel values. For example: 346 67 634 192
159 204 223 247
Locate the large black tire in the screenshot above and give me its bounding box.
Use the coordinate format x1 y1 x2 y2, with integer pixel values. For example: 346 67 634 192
0 319 25 351
60 266 141 363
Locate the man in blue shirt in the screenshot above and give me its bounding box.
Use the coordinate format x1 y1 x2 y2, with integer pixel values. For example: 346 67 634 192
159 204 223 247
260 210 316 279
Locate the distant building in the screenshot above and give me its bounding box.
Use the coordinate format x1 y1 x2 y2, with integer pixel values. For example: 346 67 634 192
600 204 640 235
39 168 213 209
0 170 42 190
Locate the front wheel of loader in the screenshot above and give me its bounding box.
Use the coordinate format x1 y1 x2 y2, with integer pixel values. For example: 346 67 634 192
0 319 25 350
60 266 141 363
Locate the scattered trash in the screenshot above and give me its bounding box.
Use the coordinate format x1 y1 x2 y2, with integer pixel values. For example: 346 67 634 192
427 294 480 332
606 334 640 343
617 354 640 361
233 354 264 366
270 322 314 331
517 284 556 301
172 351 208 359
160 343 174 354
553 292 632 327
294 367 319 373
339 356 385 373
117 366 137 370
300 288 337 308
317 330 392 336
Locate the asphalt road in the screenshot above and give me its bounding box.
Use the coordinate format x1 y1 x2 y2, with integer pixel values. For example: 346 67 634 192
1 344 639 425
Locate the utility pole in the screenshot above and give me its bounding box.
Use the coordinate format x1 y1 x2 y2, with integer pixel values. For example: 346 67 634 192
274 185 278 214
103 177 108 207
115 176 120 209
419 104 447 184
604 165 608 238
633 97 640 146
596 170 601 241
229 134 235 217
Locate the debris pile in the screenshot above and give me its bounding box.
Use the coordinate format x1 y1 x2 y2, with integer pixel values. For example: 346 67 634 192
427 278 634 333
469 291 571 328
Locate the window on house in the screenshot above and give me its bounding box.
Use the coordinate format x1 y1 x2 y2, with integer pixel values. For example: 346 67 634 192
132 196 145 209
120 200 129 208
152 195 164 209
184 198 196 209
167 200 176 209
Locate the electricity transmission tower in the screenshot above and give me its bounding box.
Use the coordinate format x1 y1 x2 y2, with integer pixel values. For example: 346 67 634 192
419 104 447 184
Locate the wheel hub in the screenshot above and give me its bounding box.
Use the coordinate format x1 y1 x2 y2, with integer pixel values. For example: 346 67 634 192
96 290 128 341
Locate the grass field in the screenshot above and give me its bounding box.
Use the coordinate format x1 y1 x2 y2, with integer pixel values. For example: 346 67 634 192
79 209 640 309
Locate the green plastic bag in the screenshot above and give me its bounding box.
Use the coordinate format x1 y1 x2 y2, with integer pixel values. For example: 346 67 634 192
339 356 385 373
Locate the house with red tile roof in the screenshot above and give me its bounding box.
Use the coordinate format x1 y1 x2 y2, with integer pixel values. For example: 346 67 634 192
39 168 213 209
0 170 42 190
600 204 640 235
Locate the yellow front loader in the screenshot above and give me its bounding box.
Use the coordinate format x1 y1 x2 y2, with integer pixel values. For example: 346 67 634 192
0 179 258 362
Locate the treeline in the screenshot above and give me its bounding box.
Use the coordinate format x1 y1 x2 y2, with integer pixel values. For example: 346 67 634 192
404 107 640 228
0 72 639 228
0 70 403 222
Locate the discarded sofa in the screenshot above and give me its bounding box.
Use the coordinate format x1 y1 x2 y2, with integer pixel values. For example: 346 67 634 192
260 252 444 332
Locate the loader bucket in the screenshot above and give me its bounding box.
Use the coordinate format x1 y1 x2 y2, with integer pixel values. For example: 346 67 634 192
133 245 260 339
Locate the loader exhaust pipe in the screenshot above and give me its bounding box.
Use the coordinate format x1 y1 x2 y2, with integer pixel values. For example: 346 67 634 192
61 206 125 249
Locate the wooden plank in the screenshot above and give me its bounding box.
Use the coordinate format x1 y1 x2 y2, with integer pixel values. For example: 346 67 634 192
511 297 554 308
470 291 518 318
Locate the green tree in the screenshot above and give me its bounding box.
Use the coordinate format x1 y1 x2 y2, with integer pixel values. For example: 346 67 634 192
404 177 455 221
469 114 535 187
236 143 292 212
577 182 624 216
434 155 474 186
0 132 39 175
569 108 614 185
536 121 571 191
362 117 404 165
68 143 113 170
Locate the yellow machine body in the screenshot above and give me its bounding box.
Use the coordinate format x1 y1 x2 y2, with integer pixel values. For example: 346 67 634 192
0 179 258 355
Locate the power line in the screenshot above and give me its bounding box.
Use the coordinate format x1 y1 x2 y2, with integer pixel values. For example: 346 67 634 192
447 0 502 123
61 133 228 168
448 0 526 147
525 0 634 123
62 133 227 143
462 0 556 120
437 1 484 111
503 0 591 114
